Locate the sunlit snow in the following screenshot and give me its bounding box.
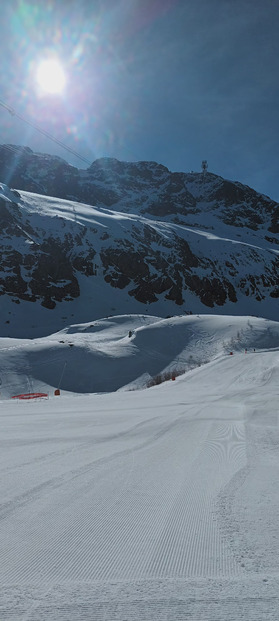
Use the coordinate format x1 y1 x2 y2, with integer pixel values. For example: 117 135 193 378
1 313 279 619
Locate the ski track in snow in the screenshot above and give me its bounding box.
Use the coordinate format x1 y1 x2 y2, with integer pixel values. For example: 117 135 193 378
0 411 244 585
1 338 279 618
2 579 279 621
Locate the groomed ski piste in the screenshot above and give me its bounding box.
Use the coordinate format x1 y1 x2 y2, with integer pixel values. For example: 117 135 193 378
1 313 279 620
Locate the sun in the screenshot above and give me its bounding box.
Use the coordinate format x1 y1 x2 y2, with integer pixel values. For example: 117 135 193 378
36 58 66 95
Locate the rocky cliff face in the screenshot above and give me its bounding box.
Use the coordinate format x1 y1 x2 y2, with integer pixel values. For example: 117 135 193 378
1 144 278 234
0 145 278 337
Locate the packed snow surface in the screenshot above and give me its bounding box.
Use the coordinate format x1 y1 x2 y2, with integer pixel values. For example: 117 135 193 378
1 314 279 619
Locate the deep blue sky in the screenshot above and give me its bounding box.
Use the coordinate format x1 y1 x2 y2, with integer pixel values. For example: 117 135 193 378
1 0 279 201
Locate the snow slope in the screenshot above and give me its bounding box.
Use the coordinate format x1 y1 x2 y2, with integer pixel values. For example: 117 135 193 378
1 314 279 619
1 313 279 396
0 180 278 339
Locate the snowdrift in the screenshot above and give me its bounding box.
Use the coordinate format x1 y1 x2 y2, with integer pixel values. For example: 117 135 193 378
0 313 279 397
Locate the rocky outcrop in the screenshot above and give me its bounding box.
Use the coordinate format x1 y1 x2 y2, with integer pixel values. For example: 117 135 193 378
0 147 278 329
1 145 278 235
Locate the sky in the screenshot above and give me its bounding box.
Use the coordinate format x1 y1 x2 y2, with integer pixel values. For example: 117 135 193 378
0 0 279 201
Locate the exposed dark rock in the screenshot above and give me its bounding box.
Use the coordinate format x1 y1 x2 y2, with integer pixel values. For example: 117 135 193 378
0 146 278 323
101 248 149 280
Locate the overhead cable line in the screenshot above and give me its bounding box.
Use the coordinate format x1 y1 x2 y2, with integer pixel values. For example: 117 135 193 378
0 142 25 156
0 98 91 166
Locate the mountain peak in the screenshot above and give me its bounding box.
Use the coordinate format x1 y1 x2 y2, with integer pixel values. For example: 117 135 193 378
0 144 278 337
88 156 170 178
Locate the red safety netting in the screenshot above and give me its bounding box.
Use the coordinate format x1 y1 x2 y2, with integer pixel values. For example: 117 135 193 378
11 392 48 400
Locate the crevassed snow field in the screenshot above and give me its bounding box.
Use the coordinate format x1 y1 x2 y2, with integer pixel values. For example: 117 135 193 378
1 314 279 620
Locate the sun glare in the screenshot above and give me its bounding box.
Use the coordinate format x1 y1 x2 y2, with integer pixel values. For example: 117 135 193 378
36 58 66 95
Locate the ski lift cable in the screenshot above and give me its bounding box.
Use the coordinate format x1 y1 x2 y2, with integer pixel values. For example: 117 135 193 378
0 99 91 166
0 142 24 156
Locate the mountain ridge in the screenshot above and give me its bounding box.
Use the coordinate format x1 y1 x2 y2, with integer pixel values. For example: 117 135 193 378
1 144 278 228
0 144 278 338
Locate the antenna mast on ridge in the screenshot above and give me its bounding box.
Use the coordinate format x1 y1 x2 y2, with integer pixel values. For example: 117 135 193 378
201 160 208 176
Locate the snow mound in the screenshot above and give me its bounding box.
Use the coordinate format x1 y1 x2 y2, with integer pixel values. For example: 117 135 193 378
0 314 279 397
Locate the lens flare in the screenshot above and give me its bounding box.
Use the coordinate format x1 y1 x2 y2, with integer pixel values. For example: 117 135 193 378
36 58 66 95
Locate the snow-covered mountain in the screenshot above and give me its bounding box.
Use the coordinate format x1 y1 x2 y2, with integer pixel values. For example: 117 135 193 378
2 146 279 619
0 145 278 337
